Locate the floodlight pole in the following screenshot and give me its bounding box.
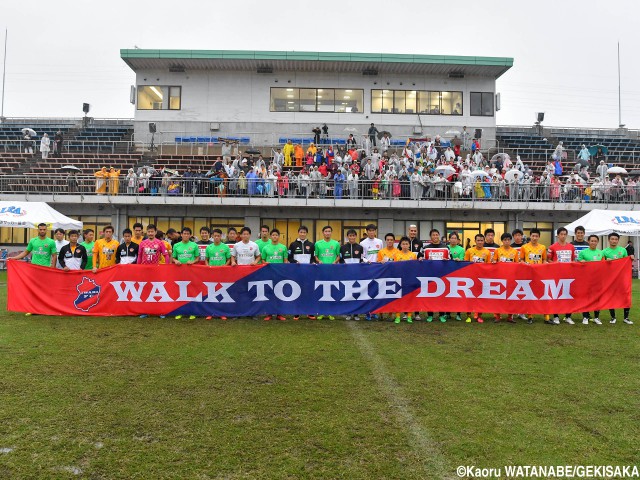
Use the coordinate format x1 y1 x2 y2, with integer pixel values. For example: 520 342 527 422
618 41 622 128
1 29 7 120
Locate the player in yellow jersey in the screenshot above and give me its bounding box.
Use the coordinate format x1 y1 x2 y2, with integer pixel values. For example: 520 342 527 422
520 228 550 325
493 232 519 323
394 237 417 324
377 233 400 263
463 234 491 323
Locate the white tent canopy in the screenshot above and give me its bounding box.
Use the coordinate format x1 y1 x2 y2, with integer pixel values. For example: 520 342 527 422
564 209 640 235
0 201 82 230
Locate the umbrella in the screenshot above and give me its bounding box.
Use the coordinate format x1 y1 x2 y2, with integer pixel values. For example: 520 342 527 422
444 130 461 137
377 130 392 140
470 170 491 180
343 127 359 133
504 169 523 183
60 165 81 173
162 167 181 177
607 166 628 175
575 158 589 167
137 165 157 175
588 144 608 156
245 148 261 154
21 128 37 137
490 153 510 165
435 165 456 177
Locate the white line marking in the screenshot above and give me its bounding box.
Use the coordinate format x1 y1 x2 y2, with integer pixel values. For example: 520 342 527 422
347 322 454 479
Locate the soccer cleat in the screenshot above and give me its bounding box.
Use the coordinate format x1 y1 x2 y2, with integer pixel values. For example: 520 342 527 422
328 316 335 321
582 317 590 325
308 315 316 320
139 314 148 318
552 317 560 325
394 316 401 324
317 315 325 320
220 316 227 321
610 318 617 324
407 316 413 324
402 315 407 322
293 315 300 321
477 317 484 323
544 320 554 325
624 318 633 325
439 315 447 323
264 315 272 321
354 315 360 321
175 315 183 320
518 314 528 321
25 313 32 316
159 316 166 319
372 314 379 320
189 315 196 320
205 316 212 320
277 315 286 321
426 316 433 323
593 318 602 325
365 314 372 321
456 314 462 321
507 315 516 323
415 315 421 321
345 315 352 321
564 316 574 325
494 316 501 323
465 316 472 323
527 317 533 324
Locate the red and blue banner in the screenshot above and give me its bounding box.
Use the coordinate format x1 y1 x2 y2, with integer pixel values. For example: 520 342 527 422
7 259 631 317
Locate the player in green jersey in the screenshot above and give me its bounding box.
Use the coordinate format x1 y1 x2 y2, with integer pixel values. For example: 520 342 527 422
602 233 632 324
314 226 341 320
80 228 95 270
204 229 232 321
11 223 56 267
261 229 289 321
173 227 199 320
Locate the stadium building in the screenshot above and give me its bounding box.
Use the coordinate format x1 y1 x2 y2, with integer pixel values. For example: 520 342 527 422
0 49 639 255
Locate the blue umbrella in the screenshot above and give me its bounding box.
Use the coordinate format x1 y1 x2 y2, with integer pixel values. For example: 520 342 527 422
588 144 608 156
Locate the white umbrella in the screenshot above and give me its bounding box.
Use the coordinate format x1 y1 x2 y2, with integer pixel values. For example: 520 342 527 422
504 169 522 183
21 128 37 137
60 165 82 172
343 127 359 132
435 165 456 177
444 130 461 136
470 170 491 179
490 153 510 164
607 167 628 175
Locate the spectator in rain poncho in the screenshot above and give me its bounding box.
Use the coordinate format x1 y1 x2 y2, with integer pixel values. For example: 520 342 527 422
515 155 525 172
126 169 137 195
596 161 608 179
552 142 564 162
577 145 590 162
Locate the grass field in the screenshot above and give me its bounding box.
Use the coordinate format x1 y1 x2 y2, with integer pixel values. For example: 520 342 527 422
0 271 639 479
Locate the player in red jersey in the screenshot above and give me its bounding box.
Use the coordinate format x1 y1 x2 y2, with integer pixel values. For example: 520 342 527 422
547 227 576 325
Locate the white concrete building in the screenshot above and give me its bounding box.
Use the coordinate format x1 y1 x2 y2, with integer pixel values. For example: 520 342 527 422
121 49 513 146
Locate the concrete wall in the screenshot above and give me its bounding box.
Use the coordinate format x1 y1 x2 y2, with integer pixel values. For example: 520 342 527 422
133 69 497 146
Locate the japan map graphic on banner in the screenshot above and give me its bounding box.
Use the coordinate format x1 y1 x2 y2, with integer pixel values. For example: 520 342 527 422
7 258 632 317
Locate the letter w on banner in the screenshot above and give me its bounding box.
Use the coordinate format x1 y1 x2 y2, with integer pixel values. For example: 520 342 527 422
7 259 631 317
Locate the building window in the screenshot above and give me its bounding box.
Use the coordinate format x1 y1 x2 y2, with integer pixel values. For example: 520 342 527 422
470 92 494 116
270 88 363 113
137 86 182 110
372 90 462 115
522 222 553 248
445 221 506 250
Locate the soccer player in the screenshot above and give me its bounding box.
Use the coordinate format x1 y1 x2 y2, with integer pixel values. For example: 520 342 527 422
463 234 491 323
205 228 232 321
156 231 173 265
360 224 383 320
571 226 589 261
341 229 364 321
377 233 399 263
225 227 238 245
196 226 213 265
92 226 120 273
603 232 633 325
447 232 465 321
419 229 450 323
548 227 576 325
137 224 170 319
131 222 145 245
407 224 422 255
115 228 139 264
255 225 271 258
58 230 88 271
261 228 289 321
53 228 69 269
578 234 605 325
231 227 261 266
288 225 316 321
10 223 56 268
394 236 417 324
80 228 95 270
165 228 181 246
483 228 500 262
511 229 527 320
520 228 549 325
173 227 199 265
492 232 519 323
314 225 341 320
360 224 383 263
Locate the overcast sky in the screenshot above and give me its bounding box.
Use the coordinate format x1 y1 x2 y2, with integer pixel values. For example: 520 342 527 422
1 0 639 129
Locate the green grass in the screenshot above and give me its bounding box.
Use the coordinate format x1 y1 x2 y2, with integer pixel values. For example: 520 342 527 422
0 271 638 479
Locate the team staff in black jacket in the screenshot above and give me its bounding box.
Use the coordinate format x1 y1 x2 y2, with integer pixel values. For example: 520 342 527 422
340 229 364 264
58 230 88 271
288 226 315 264
116 228 139 264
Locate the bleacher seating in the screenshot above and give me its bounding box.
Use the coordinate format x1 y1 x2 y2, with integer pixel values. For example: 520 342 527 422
23 153 142 175
175 136 251 145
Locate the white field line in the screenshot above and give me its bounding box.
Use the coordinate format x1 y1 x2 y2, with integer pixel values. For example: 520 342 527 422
347 322 454 480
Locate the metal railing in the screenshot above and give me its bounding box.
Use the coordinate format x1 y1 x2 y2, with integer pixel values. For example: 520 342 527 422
0 139 143 155
0 174 637 206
